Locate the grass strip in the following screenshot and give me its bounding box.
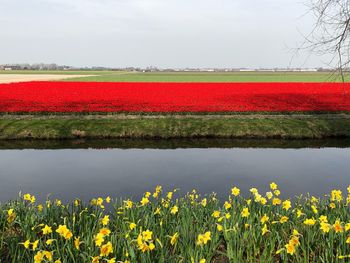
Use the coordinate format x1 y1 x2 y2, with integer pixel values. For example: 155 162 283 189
1 115 350 139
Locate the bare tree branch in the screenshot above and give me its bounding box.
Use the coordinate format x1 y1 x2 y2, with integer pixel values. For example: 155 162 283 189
302 0 350 79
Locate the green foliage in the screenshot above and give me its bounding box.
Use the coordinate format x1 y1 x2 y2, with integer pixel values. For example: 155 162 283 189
1 186 350 262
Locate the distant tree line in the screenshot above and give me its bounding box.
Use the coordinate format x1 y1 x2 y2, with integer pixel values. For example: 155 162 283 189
0 63 334 72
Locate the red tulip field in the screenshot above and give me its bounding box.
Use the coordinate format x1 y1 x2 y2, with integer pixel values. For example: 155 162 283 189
0 81 349 113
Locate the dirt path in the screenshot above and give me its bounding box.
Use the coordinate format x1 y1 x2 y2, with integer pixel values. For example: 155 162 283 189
0 74 91 83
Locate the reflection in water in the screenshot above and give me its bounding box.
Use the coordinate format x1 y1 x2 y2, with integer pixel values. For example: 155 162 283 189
1 138 350 149
0 139 350 203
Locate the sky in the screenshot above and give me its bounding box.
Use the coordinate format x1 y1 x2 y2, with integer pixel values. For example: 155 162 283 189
0 0 332 68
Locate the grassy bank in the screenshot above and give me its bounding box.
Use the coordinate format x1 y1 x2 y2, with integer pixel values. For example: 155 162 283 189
1 114 350 140
1 184 350 262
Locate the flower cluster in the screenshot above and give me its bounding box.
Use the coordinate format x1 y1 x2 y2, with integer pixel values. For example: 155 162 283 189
2 184 350 262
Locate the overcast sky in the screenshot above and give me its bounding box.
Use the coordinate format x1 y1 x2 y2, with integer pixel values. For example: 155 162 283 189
0 0 332 68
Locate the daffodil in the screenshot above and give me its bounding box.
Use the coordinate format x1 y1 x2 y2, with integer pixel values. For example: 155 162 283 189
74 237 81 250
32 240 39 251
99 228 111 236
137 230 155 252
334 220 343 233
22 239 30 249
100 241 113 257
154 207 161 215
261 214 269 224
129 223 136 231
270 182 278 190
280 216 289 224
331 190 343 202
260 197 267 205
46 239 55 245
101 215 110 226
250 188 258 194
282 200 292 211
241 207 250 218
140 197 149 206
197 231 211 246
285 242 296 255
24 193 36 203
224 201 231 210
319 215 328 223
262 224 269 235
170 205 178 215
55 225 72 240
7 209 16 223
296 209 304 218
167 192 173 200
231 187 240 196
170 232 179 246
55 199 62 206
37 204 43 212
43 251 53 261
272 198 281 205
95 233 105 247
212 210 220 218
124 199 133 209
42 225 52 235
303 218 316 226
320 222 331 233
266 192 273 199
142 230 153 240
34 251 43 263
345 223 350 231
217 224 223 231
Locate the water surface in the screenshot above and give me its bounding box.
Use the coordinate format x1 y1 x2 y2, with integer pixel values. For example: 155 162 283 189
1 139 350 203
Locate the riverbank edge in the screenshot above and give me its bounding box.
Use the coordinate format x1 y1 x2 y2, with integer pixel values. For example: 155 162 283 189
1 114 350 140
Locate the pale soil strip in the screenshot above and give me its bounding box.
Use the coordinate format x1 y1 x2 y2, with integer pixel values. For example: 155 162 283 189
0 74 93 84
1 114 350 120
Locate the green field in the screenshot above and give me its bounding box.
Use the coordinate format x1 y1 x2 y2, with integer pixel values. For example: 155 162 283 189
1 70 349 82
65 71 350 82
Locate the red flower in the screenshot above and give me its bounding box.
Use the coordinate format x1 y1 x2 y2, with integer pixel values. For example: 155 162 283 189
0 81 349 112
